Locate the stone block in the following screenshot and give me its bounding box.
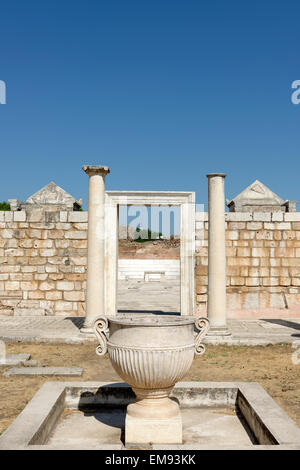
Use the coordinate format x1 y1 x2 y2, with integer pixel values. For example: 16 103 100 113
73 223 88 231
71 240 87 249
59 211 68 222
196 285 207 294
1 229 13 238
284 213 300 221
252 247 269 257
54 300 73 311
69 256 87 266
0 354 31 367
228 222 246 230
283 231 296 240
226 231 239 241
14 308 45 316
280 277 291 286
26 210 44 222
225 212 252 221
196 275 208 286
20 281 38 290
5 281 20 290
47 230 64 239
270 267 288 277
274 247 295 258
3 366 83 377
251 240 264 247
4 248 24 257
45 211 60 223
240 231 255 240
39 248 56 257
39 281 55 291
275 222 291 230
243 292 259 309
56 281 74 291
28 257 46 265
245 278 260 287
263 223 275 230
247 222 263 230
270 293 285 309
33 239 53 248
4 212 13 222
48 273 64 280
263 278 279 287
230 277 244 286
274 231 282 241
196 293 207 303
45 291 62 300
256 230 273 240
68 212 88 222
65 231 87 239
34 274 48 280
196 247 208 256
272 212 284 222
28 291 45 300
195 230 205 240
237 247 251 257
13 211 26 222
27 229 42 239
253 212 271 222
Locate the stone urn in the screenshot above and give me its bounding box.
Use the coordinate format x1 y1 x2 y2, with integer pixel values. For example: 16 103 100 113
94 315 209 445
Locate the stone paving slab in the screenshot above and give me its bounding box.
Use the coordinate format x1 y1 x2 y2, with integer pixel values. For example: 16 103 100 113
3 367 83 377
0 353 31 366
0 315 300 346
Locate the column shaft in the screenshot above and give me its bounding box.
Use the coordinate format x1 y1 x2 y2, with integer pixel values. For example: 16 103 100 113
81 165 110 334
206 174 230 334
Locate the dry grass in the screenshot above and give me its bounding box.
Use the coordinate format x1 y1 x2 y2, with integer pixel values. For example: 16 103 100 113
0 342 299 434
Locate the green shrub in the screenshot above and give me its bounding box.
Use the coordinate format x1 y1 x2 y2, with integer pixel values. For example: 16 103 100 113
0 202 10 211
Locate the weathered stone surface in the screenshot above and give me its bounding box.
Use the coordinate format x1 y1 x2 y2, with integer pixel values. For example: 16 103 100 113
0 354 31 366
227 180 289 212
3 366 83 376
26 182 82 208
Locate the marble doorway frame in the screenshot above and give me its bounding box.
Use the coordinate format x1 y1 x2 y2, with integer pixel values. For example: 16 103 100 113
104 191 195 316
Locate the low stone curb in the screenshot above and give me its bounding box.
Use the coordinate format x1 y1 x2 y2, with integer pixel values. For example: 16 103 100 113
3 367 83 377
0 354 31 367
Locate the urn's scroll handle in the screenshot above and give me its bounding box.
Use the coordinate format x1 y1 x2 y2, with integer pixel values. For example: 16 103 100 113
194 317 210 356
94 316 109 356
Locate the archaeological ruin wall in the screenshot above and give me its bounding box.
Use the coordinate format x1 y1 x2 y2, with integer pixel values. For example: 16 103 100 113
195 211 300 316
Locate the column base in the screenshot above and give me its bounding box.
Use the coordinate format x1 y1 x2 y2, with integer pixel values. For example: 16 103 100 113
206 326 232 338
125 412 182 446
80 318 97 336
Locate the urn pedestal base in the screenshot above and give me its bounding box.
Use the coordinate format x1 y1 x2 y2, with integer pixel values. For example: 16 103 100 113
125 413 182 446
125 388 183 445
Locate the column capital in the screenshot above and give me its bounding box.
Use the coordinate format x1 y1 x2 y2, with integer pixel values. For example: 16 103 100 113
82 165 110 177
206 173 226 179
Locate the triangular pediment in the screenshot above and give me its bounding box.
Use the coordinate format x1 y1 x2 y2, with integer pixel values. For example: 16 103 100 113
26 182 79 206
229 180 285 206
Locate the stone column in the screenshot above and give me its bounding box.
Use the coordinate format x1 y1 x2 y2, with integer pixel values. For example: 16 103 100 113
81 165 110 335
206 173 231 336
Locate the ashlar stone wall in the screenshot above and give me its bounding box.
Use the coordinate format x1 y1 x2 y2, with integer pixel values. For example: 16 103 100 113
3 208 300 317
0 210 87 316
195 211 300 314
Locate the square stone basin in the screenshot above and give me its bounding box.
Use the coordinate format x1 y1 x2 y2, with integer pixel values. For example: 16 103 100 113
1 381 300 450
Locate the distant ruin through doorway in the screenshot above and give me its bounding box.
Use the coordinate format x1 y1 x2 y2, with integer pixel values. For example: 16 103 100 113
104 191 195 316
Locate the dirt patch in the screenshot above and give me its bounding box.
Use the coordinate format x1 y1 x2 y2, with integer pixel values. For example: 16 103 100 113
0 342 299 434
119 239 180 259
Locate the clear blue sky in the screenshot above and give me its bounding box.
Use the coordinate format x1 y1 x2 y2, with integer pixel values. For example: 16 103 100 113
0 0 299 210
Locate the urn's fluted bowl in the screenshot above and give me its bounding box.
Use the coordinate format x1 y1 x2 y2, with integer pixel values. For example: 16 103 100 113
94 314 209 392
108 315 194 389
